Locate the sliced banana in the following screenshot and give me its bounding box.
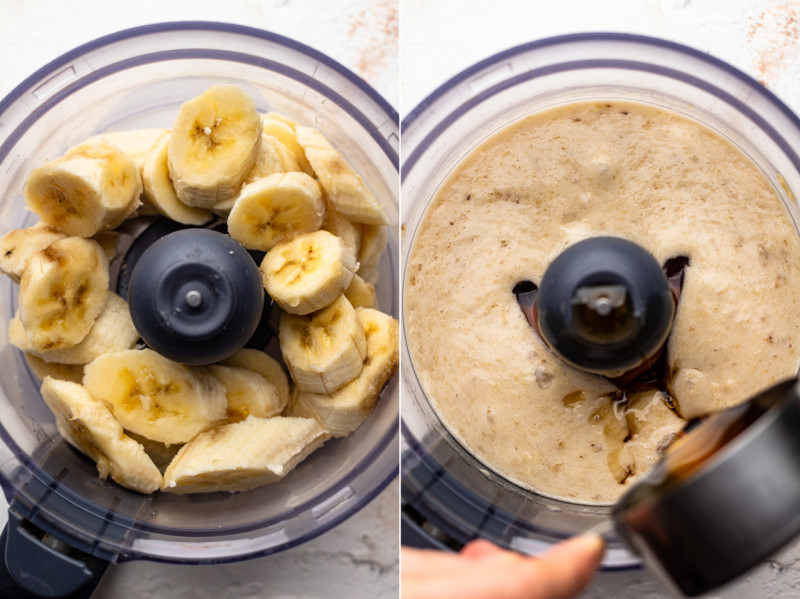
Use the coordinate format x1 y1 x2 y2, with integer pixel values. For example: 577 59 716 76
267 134 304 173
24 353 83 384
357 224 388 281
168 84 262 210
279 295 367 395
19 237 109 352
24 142 143 237
83 349 227 445
260 230 357 315
295 126 389 226
221 348 291 411
208 365 282 422
243 132 286 185
344 274 377 309
84 127 169 216
261 115 314 175
227 172 326 251
40 377 162 494
321 200 362 257
287 307 398 436
161 415 329 494
141 132 214 225
10 292 138 364
0 224 66 282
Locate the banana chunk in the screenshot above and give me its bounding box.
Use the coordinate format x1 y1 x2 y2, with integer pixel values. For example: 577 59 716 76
161 415 329 494
83 349 227 444
242 132 286 186
321 201 362 257
141 132 214 225
10 292 138 364
24 142 142 237
19 237 109 352
227 172 326 251
221 348 291 411
168 84 262 210
344 274 377 309
261 115 314 175
295 126 389 226
40 377 162 494
287 307 398 436
208 365 283 422
260 230 357 315
0 224 66 282
280 295 367 395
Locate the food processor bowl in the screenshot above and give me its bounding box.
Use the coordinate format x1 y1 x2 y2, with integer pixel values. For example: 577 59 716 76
400 33 800 570
0 21 398 597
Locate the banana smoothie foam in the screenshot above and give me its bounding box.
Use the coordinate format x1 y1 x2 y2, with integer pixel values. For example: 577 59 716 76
405 101 800 504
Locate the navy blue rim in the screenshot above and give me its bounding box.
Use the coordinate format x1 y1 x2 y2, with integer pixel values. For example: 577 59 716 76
0 21 399 562
400 32 800 181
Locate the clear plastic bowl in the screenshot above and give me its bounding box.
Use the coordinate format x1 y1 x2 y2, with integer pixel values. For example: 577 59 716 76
0 22 398 564
400 33 800 569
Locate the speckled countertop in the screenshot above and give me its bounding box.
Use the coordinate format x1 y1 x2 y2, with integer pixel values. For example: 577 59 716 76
0 1 399 598
401 0 800 597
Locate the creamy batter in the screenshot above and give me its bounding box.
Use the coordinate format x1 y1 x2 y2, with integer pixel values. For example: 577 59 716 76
404 101 800 504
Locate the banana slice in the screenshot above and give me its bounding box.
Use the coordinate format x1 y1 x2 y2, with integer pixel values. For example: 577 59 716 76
260 230 357 315
208 365 282 422
357 224 388 281
287 307 398 436
161 415 329 494
10 292 138 364
227 172 326 251
267 135 304 173
261 115 314 175
24 353 83 384
24 142 143 237
242 132 286 185
321 200 362 257
0 224 66 282
141 132 214 225
168 84 262 210
279 295 367 394
19 237 109 352
40 377 162 494
221 348 291 411
344 274 377 309
84 127 169 216
295 126 389 226
83 349 227 445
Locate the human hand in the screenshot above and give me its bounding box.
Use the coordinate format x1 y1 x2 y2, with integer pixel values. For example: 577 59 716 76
401 534 604 599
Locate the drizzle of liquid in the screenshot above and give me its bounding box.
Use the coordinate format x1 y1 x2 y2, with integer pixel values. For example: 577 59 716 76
519 255 691 483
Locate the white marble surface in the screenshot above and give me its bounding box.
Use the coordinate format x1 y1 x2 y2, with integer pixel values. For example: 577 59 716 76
0 1 399 598
401 0 800 597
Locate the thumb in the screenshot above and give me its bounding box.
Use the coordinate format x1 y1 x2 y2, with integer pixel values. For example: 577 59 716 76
520 534 605 599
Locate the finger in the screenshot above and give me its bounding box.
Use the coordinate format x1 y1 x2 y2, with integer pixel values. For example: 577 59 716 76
460 539 507 560
513 534 605 599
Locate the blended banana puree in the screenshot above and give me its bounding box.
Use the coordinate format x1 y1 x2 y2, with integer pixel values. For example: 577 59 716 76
404 101 800 504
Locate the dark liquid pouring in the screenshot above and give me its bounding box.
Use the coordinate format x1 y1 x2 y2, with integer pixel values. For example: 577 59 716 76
515 256 690 414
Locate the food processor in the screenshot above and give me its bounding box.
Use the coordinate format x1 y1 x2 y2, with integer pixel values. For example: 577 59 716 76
400 32 800 593
0 22 398 598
